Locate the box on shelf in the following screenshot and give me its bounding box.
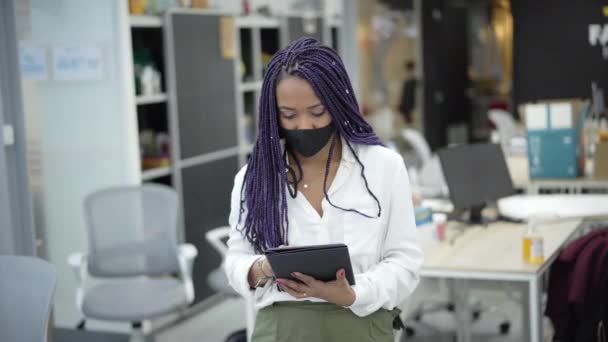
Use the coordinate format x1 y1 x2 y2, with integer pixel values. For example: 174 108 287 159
523 99 589 179
594 141 608 179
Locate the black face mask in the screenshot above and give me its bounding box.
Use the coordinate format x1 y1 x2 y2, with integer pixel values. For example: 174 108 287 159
280 124 335 157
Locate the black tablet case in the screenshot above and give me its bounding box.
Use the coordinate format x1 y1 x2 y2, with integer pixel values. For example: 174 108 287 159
265 243 356 285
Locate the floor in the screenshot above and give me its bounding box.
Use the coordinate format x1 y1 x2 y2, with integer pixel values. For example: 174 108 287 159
54 279 554 342
150 280 553 342
155 297 246 342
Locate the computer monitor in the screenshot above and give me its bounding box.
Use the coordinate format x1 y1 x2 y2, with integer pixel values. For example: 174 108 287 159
437 143 515 224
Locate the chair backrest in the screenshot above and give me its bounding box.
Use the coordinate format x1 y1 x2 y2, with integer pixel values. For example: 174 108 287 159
84 184 180 277
488 109 520 146
0 256 56 342
401 128 433 166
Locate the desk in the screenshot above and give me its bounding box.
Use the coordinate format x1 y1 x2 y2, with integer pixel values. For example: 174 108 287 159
419 218 583 342
506 155 608 194
498 194 608 220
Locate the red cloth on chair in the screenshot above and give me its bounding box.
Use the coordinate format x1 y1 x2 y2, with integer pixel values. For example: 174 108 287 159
545 228 608 341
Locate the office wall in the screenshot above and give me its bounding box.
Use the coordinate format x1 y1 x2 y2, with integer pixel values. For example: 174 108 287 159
18 0 139 329
512 0 608 107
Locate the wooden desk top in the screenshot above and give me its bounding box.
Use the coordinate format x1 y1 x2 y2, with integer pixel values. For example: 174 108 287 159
420 218 582 276
506 155 607 187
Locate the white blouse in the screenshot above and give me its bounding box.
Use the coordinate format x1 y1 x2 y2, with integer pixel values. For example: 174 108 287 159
224 140 423 317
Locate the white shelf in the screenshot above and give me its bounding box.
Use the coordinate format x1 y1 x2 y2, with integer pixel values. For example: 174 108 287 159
284 11 324 18
238 81 263 92
130 15 163 28
241 144 254 154
142 166 171 181
327 17 343 27
136 93 168 105
236 15 281 28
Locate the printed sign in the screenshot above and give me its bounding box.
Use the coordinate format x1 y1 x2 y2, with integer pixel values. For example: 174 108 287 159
589 7 608 60
19 45 48 80
52 46 104 81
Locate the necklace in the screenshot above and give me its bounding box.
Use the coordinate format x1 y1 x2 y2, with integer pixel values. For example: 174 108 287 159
302 172 324 189
285 166 323 190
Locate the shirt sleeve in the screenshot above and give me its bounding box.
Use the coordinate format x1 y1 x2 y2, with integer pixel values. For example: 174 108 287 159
347 158 423 317
224 167 260 297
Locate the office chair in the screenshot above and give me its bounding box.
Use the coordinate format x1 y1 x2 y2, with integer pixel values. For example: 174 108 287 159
400 128 448 198
488 109 526 155
206 226 236 297
68 184 198 341
0 255 57 342
206 226 254 342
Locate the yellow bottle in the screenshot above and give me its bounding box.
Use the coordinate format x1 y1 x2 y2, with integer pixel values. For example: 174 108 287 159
523 220 544 263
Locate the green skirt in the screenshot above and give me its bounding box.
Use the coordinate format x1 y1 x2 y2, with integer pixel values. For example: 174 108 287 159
251 301 400 342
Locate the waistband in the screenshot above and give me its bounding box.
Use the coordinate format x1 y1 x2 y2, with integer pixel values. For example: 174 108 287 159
270 301 346 311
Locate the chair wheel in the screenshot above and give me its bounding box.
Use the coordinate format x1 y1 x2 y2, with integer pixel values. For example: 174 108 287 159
499 322 510 335
447 303 455 312
405 326 415 338
472 310 481 321
414 314 422 322
225 329 247 342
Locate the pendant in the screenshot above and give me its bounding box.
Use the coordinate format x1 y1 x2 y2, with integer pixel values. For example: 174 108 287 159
303 184 309 189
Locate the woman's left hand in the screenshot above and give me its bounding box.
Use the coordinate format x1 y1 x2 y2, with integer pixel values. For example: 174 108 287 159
276 269 356 307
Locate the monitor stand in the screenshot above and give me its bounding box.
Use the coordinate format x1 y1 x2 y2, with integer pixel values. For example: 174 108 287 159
448 205 499 244
465 205 497 225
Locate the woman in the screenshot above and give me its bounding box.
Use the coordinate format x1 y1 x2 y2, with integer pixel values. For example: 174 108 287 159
225 37 422 342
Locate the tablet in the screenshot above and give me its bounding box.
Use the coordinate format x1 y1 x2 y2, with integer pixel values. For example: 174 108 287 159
265 243 355 285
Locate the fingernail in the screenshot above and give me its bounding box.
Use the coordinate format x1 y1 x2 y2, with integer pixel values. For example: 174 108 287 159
276 279 284 284
292 272 300 276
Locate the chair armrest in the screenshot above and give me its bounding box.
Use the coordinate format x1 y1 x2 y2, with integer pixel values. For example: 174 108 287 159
178 243 198 303
205 226 230 257
68 252 87 284
179 243 198 262
67 252 88 310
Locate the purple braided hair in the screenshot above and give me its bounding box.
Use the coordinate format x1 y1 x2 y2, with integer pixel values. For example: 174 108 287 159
238 37 383 253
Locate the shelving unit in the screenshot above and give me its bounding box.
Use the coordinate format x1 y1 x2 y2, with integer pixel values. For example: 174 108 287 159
136 93 168 105
237 80 263 92
285 13 325 46
235 15 281 29
129 14 173 190
235 17 282 165
129 15 163 28
326 17 343 52
141 166 171 180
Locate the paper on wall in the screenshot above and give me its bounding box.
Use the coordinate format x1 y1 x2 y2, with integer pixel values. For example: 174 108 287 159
19 44 48 81
52 45 103 81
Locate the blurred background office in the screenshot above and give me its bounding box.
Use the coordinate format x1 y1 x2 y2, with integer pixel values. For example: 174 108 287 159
1 0 608 342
